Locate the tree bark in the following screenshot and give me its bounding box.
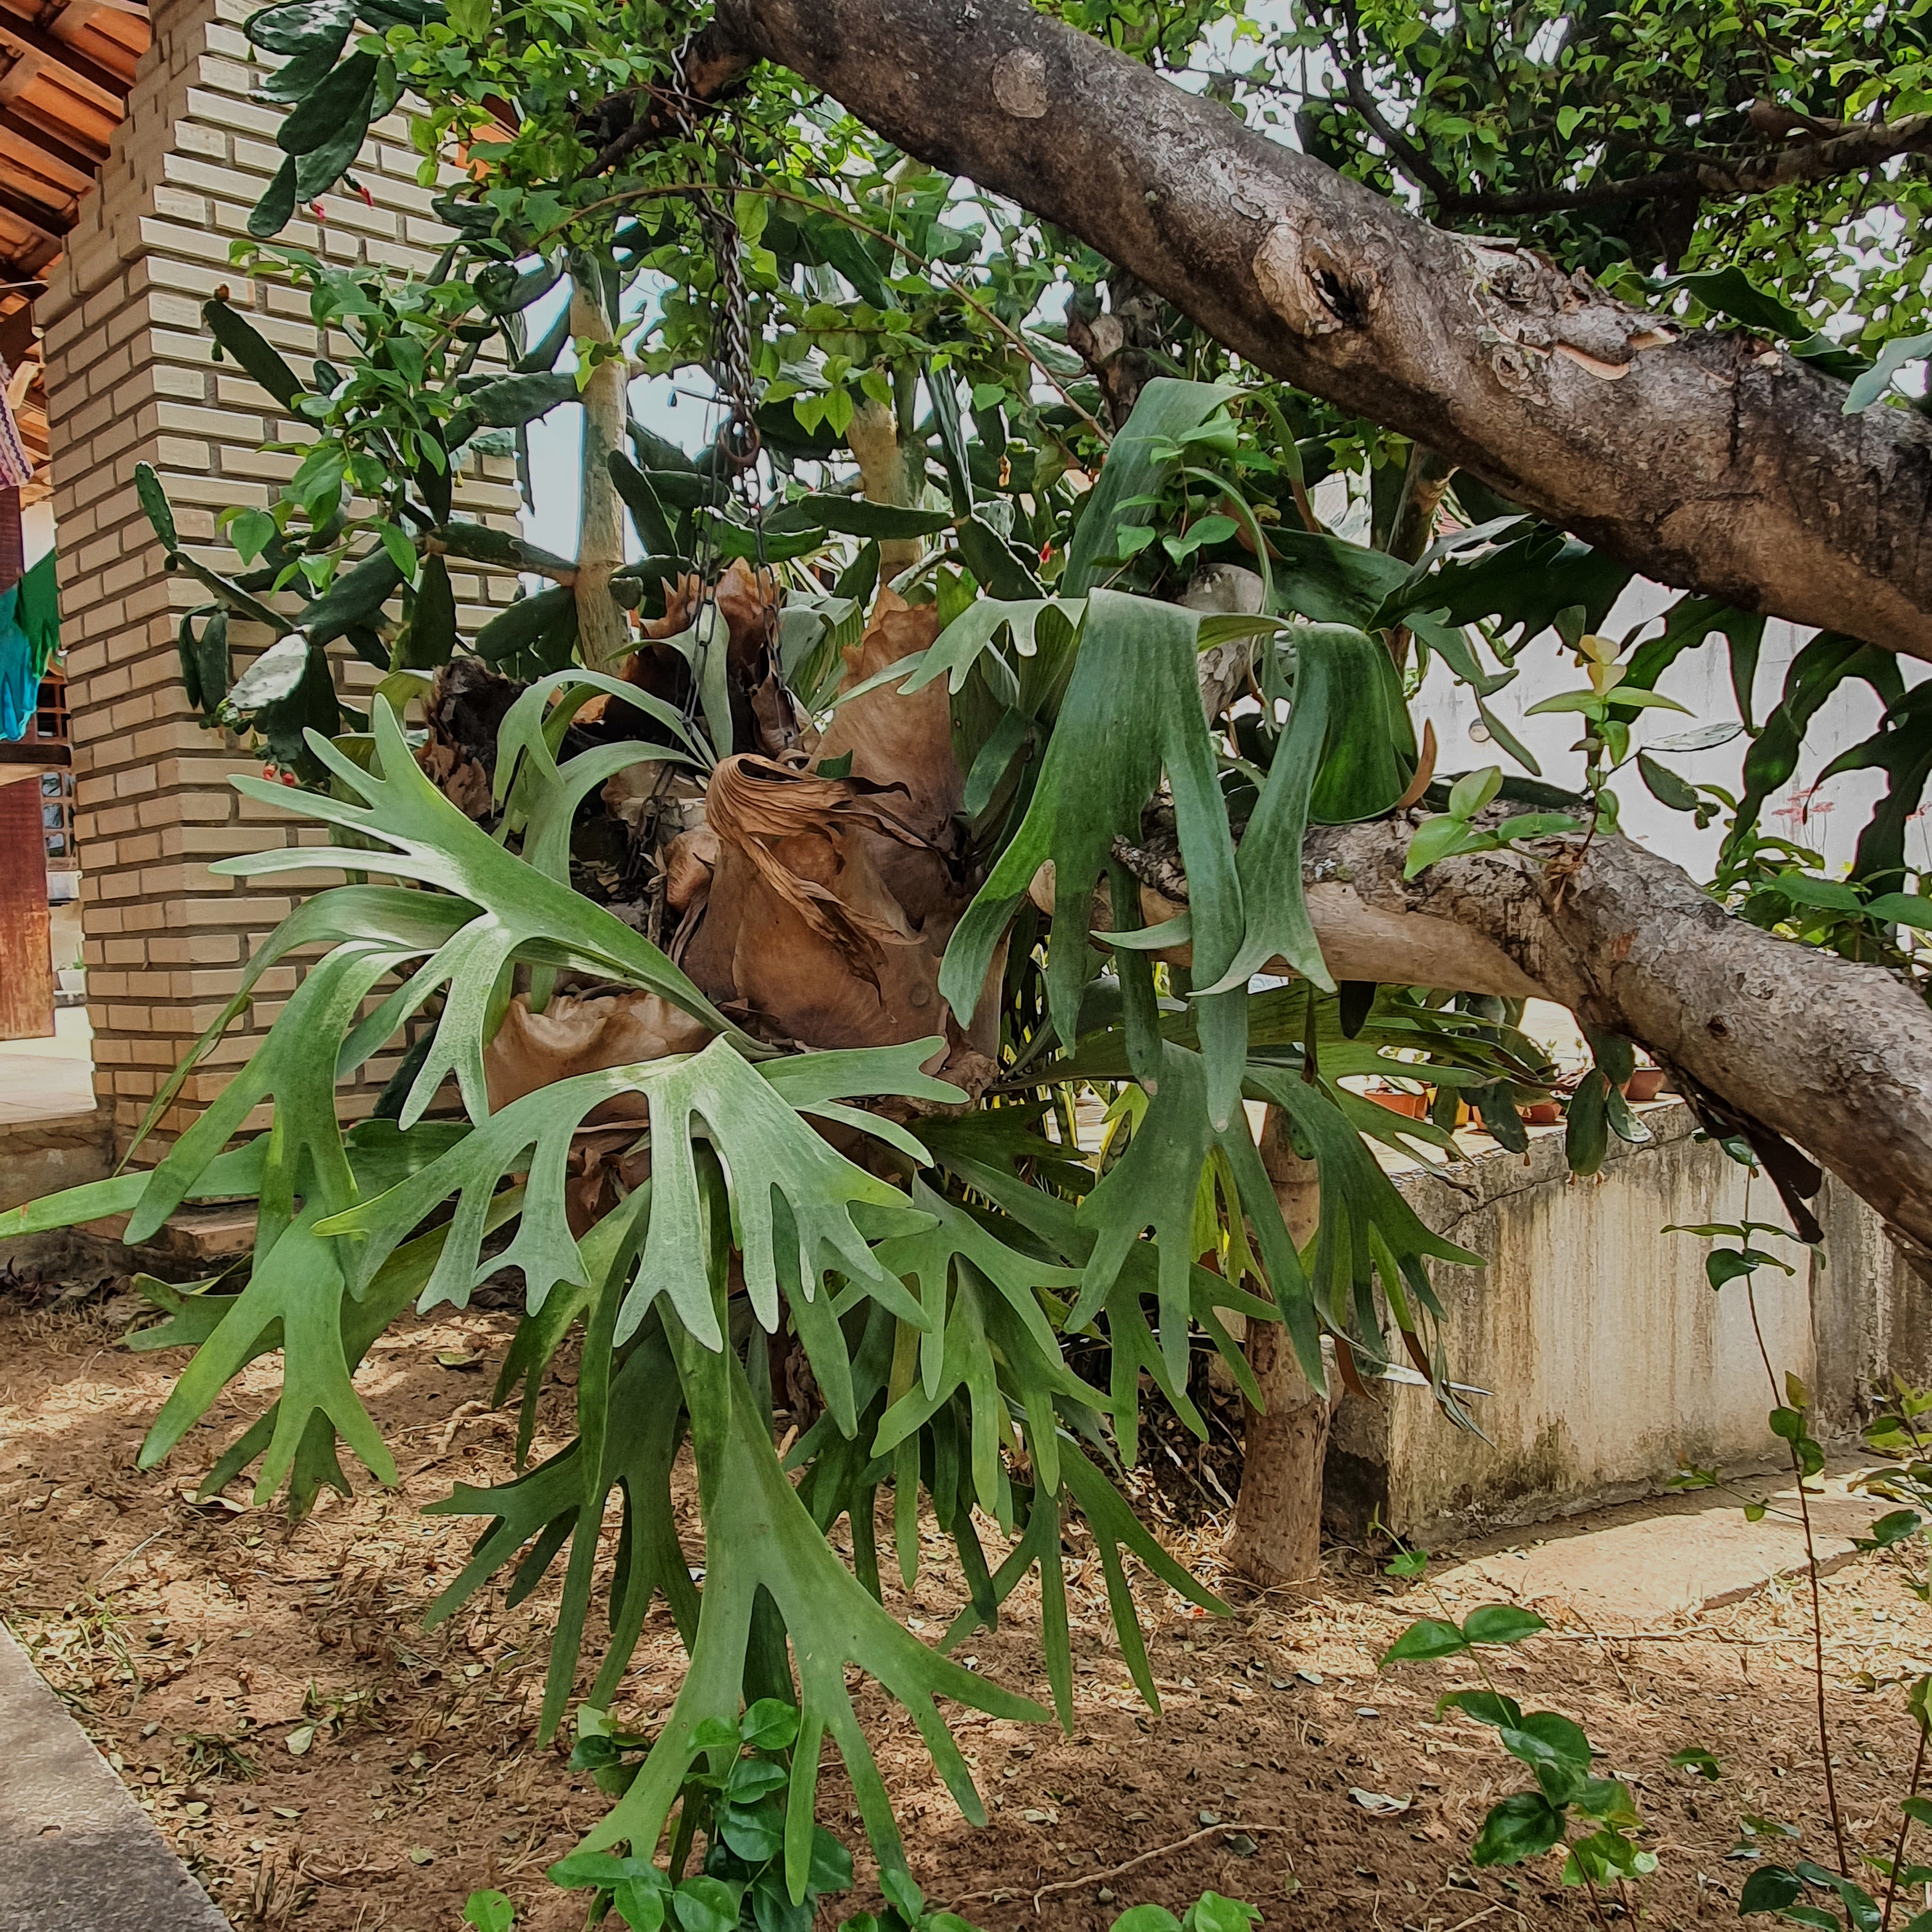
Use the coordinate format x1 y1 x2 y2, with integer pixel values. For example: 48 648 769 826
846 392 924 574
1105 814 1932 1271
712 0 1932 661
1225 1107 1330 1586
571 273 632 671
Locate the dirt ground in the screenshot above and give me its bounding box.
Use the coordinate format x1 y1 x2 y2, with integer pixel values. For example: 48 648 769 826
3 1289 1930 1932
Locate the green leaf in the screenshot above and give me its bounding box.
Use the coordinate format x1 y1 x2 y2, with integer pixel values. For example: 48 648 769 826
1737 1866 1805 1914
1074 1038 1318 1391
297 546 405 648
1063 379 1236 595
178 610 230 719
1462 1604 1548 1646
1867 1509 1925 1548
134 461 179 552
245 0 358 55
580 1343 1047 1889
671 1876 741 1932
463 1892 515 1932
203 297 305 407
399 555 457 670
1112 1910 1185 1932
323 1034 951 1351
476 584 574 665
1706 1248 1761 1288
940 591 1249 1131
1500 1712 1592 1805
1436 1689 1523 1730
742 1698 802 1751
1863 892 1932 930
1403 813 1487 879
957 513 1045 600
1470 1791 1566 1868
1637 752 1701 813
458 370 579 432
1565 1070 1611 1177
1380 1618 1469 1663
216 699 737 1122
1846 330 1932 412
1201 623 1414 993
1183 1897 1263 1932
277 49 376 154
615 1879 667 1930
249 155 299 237
425 1311 698 1733
1448 765 1503 819
797 494 954 539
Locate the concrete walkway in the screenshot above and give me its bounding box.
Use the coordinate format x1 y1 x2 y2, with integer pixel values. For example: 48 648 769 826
0 1007 94 1128
1433 1462 1880 1627
0 1625 229 1931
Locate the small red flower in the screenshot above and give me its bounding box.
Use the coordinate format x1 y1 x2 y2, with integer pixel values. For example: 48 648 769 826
311 200 328 222
358 183 375 209
1039 541 1053 565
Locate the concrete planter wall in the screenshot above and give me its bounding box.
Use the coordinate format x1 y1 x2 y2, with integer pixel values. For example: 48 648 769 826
1327 1104 1932 1540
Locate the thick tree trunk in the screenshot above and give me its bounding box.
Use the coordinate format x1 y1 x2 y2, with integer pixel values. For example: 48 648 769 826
1106 813 1932 1270
1225 1107 1330 1587
711 0 1932 660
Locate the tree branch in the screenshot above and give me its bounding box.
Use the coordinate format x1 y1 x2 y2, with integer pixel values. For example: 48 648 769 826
1105 814 1932 1271
713 0 1932 660
1437 113 1932 219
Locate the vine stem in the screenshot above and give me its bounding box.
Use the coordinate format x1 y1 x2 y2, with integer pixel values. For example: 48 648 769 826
1881 1721 1928 1932
1745 1275 1850 1878
952 1821 1300 1916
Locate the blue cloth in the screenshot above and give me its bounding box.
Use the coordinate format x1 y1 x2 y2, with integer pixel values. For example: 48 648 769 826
0 584 31 741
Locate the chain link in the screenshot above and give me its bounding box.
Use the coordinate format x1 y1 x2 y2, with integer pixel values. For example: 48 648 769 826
665 36 761 485
657 31 783 752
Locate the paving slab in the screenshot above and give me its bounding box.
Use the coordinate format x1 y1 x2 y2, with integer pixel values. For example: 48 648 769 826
1431 1464 1881 1628
0 1623 230 1931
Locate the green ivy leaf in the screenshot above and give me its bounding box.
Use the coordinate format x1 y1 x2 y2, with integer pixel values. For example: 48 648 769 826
1461 1605 1549 1646
1381 1618 1469 1663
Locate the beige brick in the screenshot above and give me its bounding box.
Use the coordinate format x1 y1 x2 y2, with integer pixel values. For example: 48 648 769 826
176 120 229 161
184 87 283 139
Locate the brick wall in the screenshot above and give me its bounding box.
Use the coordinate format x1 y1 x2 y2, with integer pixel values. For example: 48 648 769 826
36 0 527 1149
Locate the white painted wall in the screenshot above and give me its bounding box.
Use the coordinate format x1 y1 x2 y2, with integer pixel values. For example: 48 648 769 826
1415 580 1932 879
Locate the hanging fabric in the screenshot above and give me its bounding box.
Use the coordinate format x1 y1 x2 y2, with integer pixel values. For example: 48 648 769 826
17 551 58 680
0 583 32 741
0 357 35 490
0 537 54 743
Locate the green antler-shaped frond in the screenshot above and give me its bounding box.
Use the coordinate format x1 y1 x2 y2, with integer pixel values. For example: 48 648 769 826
318 1036 958 1352
127 1121 496 1510
584 1324 1049 1896
940 589 1251 1130
214 700 744 1124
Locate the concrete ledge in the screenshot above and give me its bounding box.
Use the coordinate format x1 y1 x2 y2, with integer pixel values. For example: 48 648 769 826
0 1625 230 1931
0 1110 114 1217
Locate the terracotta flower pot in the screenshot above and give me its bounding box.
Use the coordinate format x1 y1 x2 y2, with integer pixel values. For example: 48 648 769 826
1519 1101 1562 1126
1368 1087 1429 1120
1624 1068 1666 1102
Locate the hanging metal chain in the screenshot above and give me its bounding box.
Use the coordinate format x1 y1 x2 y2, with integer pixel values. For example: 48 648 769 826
656 32 796 757
665 36 762 486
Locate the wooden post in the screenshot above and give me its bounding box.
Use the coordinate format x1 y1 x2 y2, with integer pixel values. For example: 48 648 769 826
0 778 52 1040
